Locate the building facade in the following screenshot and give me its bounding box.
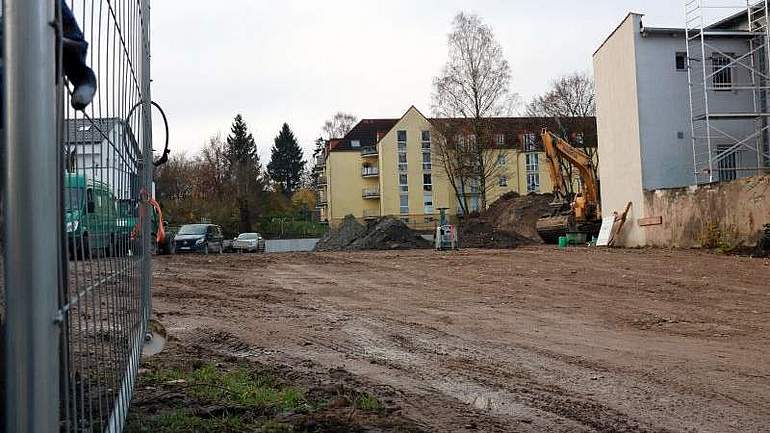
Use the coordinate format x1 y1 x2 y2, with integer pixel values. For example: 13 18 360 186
317 106 597 228
65 118 142 200
594 9 770 246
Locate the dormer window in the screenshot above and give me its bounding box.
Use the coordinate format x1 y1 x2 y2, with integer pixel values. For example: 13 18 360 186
351 140 361 148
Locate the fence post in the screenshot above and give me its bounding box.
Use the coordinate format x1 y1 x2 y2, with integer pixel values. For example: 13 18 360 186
141 0 153 324
3 0 61 432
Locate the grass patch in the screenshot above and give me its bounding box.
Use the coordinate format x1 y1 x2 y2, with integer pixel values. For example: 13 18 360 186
142 363 307 411
353 392 384 412
127 363 309 433
126 409 254 433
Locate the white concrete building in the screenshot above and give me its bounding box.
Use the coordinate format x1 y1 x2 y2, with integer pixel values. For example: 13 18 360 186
594 9 770 246
65 118 142 200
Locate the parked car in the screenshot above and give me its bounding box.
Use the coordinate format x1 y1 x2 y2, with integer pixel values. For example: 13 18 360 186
233 232 266 253
174 224 225 254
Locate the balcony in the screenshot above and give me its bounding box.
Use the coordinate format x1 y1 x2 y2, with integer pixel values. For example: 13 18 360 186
362 188 380 199
314 156 326 171
363 209 381 220
361 146 378 157
361 166 379 178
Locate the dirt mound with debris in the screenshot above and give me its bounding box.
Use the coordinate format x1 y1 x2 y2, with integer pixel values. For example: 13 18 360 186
314 215 368 252
315 215 430 251
483 192 554 243
460 219 536 249
349 217 432 251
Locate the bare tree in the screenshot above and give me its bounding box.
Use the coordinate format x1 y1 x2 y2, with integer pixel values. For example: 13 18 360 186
322 112 358 140
432 12 517 212
526 72 597 195
526 72 595 118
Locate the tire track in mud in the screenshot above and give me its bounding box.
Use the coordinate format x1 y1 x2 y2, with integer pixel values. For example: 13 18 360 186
263 263 673 432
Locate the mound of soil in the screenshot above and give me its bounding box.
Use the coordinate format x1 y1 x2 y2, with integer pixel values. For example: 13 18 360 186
483 192 554 243
315 215 430 251
314 215 367 252
460 219 536 249
350 217 432 251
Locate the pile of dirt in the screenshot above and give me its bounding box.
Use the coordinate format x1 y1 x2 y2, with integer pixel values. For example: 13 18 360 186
315 215 431 251
483 192 554 242
349 217 432 251
458 193 554 249
460 219 536 249
314 215 367 252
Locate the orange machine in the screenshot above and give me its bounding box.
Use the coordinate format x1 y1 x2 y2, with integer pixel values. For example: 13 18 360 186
537 128 601 242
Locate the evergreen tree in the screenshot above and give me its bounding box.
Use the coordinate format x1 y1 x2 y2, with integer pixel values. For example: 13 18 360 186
268 123 305 196
225 114 262 232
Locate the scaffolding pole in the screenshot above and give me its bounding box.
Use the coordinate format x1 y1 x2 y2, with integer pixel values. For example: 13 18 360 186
685 0 770 184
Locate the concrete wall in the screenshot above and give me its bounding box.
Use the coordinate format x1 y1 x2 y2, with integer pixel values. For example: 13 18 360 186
643 175 770 248
265 238 320 253
594 13 647 247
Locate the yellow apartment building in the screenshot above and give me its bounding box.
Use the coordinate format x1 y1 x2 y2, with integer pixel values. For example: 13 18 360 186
317 106 597 228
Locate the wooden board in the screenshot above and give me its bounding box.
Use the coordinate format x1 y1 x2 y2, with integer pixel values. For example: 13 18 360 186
638 216 663 227
596 216 616 247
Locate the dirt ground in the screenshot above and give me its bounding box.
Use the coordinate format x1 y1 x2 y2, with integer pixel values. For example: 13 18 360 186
146 247 770 432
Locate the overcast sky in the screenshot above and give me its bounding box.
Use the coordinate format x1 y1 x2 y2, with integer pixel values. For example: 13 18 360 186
150 0 683 162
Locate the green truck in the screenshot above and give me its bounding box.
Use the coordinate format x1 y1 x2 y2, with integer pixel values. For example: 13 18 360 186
65 173 128 258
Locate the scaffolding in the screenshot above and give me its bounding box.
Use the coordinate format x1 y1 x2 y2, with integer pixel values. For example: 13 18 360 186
685 0 770 184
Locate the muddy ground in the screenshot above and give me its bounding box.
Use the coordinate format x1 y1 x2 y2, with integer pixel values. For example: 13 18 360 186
140 247 770 432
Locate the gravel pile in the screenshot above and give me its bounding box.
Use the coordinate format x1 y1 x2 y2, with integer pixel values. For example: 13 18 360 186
314 215 367 252
349 217 432 251
315 215 431 251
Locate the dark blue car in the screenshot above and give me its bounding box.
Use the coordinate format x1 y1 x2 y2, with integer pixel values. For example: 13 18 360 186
174 224 224 254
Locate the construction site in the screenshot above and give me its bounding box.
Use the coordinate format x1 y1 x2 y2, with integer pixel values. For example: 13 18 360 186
127 3 770 432
3 2 770 433
137 247 770 432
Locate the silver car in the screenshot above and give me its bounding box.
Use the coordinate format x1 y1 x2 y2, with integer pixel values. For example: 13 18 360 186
233 232 266 253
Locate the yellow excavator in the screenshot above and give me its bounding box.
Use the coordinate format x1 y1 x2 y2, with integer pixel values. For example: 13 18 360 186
536 128 602 243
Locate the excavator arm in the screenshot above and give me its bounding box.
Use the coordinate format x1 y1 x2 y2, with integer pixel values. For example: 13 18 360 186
540 129 599 206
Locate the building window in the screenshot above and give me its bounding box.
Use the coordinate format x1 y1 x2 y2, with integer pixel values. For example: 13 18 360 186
498 175 508 187
398 153 408 164
527 173 540 193
397 130 407 143
522 133 537 152
400 194 409 214
497 154 507 166
526 153 540 193
421 130 431 143
717 146 737 182
496 134 505 147
712 53 733 90
424 192 434 215
423 173 432 191
351 139 361 148
422 151 432 171
574 133 584 146
399 173 409 193
675 52 687 71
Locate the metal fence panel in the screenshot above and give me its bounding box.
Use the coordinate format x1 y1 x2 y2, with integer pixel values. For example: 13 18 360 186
4 1 153 432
